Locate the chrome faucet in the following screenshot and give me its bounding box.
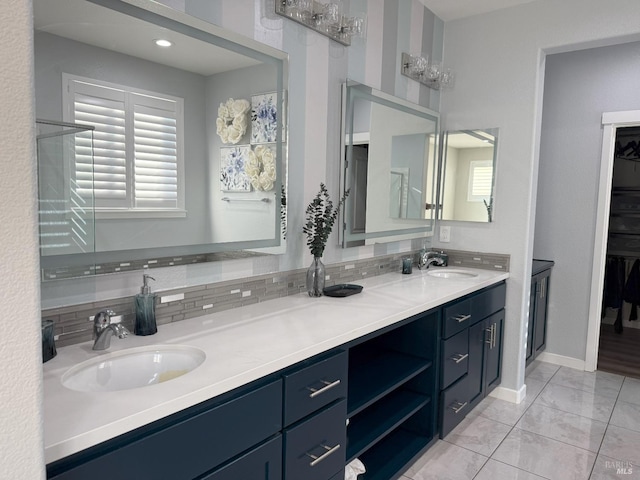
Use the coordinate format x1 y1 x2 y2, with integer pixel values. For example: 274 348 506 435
418 250 448 270
92 309 129 350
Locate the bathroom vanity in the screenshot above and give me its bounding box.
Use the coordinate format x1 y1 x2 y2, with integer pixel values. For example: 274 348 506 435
44 268 507 480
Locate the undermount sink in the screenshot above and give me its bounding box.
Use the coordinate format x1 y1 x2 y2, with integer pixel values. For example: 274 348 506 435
426 269 479 279
62 345 206 392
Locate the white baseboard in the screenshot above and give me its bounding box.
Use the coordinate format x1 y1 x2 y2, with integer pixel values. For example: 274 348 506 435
536 351 586 371
489 384 527 404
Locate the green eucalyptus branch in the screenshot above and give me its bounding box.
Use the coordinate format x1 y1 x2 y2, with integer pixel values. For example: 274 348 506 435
303 183 349 258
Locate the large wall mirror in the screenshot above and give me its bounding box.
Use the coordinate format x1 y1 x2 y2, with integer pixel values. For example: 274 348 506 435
438 129 498 222
340 81 439 247
34 0 288 280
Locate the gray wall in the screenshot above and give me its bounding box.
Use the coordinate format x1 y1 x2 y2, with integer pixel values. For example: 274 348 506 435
535 40 640 359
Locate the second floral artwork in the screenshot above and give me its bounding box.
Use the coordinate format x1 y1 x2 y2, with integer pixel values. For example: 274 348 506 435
218 92 280 193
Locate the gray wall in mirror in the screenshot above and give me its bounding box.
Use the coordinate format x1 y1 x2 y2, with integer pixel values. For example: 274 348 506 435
438 129 498 223
34 0 287 279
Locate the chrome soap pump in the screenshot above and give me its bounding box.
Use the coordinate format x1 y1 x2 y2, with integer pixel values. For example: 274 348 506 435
134 274 157 336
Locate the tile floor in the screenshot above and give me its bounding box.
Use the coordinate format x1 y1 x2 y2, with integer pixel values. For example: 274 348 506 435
399 361 640 480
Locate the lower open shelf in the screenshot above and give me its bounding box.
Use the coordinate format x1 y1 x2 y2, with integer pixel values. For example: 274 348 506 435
357 428 433 480
347 389 430 462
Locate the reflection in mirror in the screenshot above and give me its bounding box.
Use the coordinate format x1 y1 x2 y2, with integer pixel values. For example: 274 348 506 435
33 0 288 280
340 81 439 247
438 129 498 222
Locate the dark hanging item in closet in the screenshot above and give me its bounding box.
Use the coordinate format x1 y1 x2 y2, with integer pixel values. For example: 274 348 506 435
603 256 625 333
623 259 640 321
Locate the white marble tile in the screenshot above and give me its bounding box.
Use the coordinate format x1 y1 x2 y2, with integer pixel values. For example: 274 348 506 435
515 403 607 452
475 459 548 480
590 454 640 480
600 425 640 466
492 429 596 480
534 382 616 423
403 440 488 480
549 367 624 399
445 414 513 456
525 360 560 383
610 400 640 433
469 395 532 426
619 377 640 406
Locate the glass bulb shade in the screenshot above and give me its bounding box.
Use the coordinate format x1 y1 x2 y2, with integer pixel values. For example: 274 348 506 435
426 62 442 80
410 55 428 75
321 2 341 25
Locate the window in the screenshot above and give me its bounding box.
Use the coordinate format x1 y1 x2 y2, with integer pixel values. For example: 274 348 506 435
63 74 185 218
467 160 493 202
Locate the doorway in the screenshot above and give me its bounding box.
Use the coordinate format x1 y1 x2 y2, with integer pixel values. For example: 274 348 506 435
585 110 640 374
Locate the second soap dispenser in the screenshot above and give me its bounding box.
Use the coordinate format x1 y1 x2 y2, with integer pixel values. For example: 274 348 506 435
134 274 157 336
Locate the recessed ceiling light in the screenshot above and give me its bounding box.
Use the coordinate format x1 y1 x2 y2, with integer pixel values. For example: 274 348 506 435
154 39 173 48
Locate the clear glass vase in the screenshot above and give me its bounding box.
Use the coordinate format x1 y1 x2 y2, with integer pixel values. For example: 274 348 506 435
306 256 326 297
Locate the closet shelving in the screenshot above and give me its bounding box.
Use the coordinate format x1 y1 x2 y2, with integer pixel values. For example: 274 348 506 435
608 186 640 257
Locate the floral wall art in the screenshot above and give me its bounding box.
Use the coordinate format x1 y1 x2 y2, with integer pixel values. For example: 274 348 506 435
220 145 251 192
216 98 250 144
251 92 279 144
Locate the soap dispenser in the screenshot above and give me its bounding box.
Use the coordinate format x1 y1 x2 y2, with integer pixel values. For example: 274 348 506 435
134 274 157 336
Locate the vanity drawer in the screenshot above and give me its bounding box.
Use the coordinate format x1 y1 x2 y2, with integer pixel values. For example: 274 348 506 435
442 298 473 339
284 399 347 480
283 350 348 426
442 282 506 338
47 379 283 480
441 329 469 389
440 376 471 437
201 435 282 480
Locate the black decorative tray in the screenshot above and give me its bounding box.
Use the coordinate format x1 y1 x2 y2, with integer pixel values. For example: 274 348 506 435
323 284 363 297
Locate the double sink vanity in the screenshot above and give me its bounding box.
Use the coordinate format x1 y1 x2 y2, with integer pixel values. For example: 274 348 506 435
44 266 507 480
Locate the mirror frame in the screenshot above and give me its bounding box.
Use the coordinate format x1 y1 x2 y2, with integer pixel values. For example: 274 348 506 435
35 0 289 279
340 80 440 247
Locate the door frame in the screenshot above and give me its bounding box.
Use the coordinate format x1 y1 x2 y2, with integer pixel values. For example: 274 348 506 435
585 110 640 371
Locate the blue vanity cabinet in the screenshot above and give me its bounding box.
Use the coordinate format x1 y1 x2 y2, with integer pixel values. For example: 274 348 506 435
346 308 440 480
527 260 553 365
439 282 506 437
46 378 283 480
282 350 348 480
201 436 282 480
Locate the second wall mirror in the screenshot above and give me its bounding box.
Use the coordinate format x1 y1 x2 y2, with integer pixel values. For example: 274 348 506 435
438 128 498 222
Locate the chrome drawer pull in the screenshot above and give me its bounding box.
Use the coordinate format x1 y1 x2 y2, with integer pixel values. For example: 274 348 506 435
306 443 341 467
306 379 341 398
450 401 467 414
451 353 468 364
454 314 471 323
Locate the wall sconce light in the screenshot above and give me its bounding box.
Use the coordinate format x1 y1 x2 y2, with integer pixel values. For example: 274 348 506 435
275 0 366 46
400 52 454 90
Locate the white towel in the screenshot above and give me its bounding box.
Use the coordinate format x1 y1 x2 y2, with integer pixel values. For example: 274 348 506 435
345 458 366 480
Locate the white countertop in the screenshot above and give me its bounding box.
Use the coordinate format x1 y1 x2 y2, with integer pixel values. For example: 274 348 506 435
43 266 509 464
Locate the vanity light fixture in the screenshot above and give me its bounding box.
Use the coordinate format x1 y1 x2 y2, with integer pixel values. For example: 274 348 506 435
400 52 454 90
154 39 173 48
274 0 366 46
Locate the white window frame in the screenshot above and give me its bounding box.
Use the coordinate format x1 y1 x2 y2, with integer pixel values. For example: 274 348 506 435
63 73 186 219
467 160 493 202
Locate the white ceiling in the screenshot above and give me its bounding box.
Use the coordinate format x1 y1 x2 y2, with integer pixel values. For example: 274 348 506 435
418 0 539 21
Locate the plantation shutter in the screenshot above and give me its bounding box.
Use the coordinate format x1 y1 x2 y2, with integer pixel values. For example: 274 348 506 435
132 94 179 209
468 160 493 201
70 81 128 208
65 74 183 214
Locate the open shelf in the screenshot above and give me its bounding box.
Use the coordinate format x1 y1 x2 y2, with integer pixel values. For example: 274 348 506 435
348 350 432 417
358 428 432 480
347 389 430 462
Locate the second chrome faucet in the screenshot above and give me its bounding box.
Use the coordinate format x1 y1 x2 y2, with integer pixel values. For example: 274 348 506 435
92 309 130 350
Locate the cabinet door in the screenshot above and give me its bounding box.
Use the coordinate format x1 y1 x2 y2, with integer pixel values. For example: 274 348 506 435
483 311 504 394
467 320 486 409
526 280 536 363
201 436 282 480
534 273 549 354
